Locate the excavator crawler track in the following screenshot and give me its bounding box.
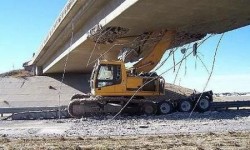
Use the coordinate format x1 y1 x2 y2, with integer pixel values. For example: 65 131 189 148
68 91 214 118
68 96 159 118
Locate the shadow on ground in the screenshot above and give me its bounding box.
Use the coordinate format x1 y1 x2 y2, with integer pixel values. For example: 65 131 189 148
89 109 250 121
48 73 91 93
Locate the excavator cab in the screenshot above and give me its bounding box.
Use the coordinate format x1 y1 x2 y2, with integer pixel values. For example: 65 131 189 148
90 60 165 97
90 60 124 95
94 63 121 88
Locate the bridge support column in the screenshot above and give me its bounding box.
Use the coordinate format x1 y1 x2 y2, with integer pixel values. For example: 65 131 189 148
35 66 43 76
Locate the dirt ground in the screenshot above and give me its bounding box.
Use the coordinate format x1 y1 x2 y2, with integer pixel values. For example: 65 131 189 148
0 110 250 149
0 70 32 78
0 131 249 150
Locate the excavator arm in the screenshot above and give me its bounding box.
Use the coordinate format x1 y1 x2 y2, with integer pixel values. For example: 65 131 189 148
133 30 176 74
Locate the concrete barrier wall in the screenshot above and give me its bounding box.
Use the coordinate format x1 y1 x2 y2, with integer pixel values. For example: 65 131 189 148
0 74 90 108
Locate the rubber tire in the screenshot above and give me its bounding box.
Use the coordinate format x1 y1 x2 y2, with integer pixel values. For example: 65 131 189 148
157 101 173 115
141 102 157 115
197 98 211 112
178 99 193 112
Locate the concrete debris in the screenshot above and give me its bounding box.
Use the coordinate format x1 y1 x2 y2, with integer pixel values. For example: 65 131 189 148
0 110 250 138
88 25 129 44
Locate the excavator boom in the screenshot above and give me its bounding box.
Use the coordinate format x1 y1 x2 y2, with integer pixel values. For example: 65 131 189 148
133 31 176 73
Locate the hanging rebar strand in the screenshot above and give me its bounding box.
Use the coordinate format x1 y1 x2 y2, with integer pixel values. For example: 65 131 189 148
154 47 179 72
173 53 186 85
189 33 225 118
172 50 176 72
184 51 188 76
184 34 214 76
171 45 190 95
197 54 210 74
192 42 198 71
183 44 190 76
58 23 74 119
86 27 114 67
195 54 198 70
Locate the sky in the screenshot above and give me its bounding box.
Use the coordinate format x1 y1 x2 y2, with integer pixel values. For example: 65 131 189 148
0 1 250 93
0 0 67 72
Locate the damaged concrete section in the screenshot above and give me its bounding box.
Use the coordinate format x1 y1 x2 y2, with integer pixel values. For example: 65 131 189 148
88 25 129 44
118 30 206 65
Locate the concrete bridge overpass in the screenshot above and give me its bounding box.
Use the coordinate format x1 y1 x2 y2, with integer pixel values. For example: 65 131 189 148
27 0 250 75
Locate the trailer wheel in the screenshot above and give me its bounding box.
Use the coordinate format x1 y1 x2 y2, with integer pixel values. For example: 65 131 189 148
158 101 173 114
197 98 211 112
178 100 192 112
141 102 157 115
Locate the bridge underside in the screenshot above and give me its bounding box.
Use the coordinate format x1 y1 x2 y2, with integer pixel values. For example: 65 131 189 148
30 0 250 74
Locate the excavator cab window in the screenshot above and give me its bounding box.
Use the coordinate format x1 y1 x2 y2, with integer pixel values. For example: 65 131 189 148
98 65 114 80
96 64 122 88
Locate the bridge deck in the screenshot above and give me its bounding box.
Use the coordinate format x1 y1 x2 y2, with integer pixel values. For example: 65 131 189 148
29 0 250 74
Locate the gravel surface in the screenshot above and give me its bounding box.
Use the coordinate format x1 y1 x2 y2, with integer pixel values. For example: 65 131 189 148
0 110 250 138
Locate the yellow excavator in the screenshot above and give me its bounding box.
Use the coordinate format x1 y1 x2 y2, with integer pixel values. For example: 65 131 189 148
68 30 213 118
